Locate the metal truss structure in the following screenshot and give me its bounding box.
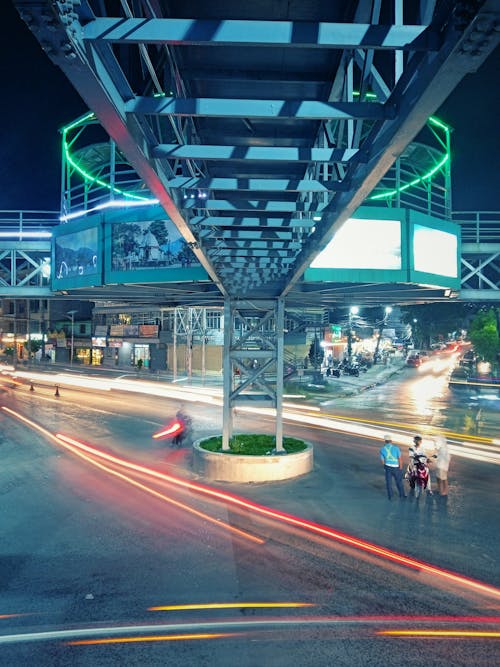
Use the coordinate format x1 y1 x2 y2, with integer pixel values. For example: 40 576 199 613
171 305 208 379
0 211 56 296
14 0 499 304
455 211 500 300
222 299 285 449
11 1 500 445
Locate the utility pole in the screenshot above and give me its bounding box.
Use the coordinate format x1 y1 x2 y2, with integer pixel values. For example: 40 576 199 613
66 310 78 365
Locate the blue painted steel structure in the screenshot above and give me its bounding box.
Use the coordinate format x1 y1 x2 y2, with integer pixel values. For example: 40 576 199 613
13 0 499 306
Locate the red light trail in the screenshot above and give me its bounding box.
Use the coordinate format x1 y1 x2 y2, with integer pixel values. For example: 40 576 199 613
3 405 500 601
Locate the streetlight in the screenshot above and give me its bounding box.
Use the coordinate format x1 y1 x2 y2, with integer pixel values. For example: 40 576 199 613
66 310 78 365
347 306 359 363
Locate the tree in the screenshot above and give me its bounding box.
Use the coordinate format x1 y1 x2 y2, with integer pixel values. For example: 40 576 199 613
149 220 169 247
308 334 323 369
400 303 476 348
24 340 41 357
468 307 499 366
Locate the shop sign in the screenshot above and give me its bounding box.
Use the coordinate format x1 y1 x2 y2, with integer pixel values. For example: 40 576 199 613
92 337 107 347
139 324 159 337
123 325 139 336
331 325 342 340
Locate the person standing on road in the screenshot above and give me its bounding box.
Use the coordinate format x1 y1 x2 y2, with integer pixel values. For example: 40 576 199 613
380 435 406 500
434 435 451 496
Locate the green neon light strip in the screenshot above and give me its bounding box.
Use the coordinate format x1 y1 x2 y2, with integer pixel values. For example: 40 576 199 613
368 116 451 201
369 153 449 200
353 92 451 202
62 113 150 202
63 104 451 205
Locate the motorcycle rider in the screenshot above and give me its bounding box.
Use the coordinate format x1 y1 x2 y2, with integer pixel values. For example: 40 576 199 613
408 435 433 495
173 407 192 446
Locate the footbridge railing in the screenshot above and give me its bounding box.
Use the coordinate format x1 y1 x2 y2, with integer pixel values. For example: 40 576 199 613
0 210 58 293
453 211 500 299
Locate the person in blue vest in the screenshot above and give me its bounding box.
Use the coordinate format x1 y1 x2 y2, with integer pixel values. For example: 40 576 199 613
380 434 406 500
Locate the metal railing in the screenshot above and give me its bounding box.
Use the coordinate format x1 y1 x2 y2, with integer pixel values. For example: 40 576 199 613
0 210 59 237
452 211 500 243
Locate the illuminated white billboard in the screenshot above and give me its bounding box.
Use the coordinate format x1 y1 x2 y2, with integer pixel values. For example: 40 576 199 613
310 218 402 270
413 224 458 277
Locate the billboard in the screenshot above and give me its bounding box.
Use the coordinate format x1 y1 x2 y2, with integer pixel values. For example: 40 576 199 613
310 217 402 270
105 212 209 284
52 220 102 290
413 224 458 278
408 210 460 288
55 228 98 279
110 219 197 271
304 206 460 290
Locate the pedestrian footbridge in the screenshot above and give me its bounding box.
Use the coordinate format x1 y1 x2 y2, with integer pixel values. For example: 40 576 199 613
7 0 500 449
1 205 498 304
10 0 499 308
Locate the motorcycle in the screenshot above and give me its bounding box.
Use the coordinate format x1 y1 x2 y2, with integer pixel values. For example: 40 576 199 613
326 365 341 378
341 362 360 377
152 410 192 447
406 453 435 497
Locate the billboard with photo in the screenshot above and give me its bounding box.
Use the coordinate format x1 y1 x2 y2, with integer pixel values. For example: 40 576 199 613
110 219 196 271
104 211 209 284
55 228 98 278
52 220 102 289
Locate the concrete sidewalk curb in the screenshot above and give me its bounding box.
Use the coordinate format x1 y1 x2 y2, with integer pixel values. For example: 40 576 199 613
318 363 407 402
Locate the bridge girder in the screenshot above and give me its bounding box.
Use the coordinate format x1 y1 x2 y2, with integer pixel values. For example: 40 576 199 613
12 0 500 303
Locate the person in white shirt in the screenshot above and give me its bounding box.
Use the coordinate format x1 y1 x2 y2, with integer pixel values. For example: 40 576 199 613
434 435 451 496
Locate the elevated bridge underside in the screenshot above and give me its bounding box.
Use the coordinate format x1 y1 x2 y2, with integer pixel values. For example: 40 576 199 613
14 0 500 308
10 2 500 449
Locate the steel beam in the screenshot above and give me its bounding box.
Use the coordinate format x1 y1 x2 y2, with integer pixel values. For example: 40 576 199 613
127 97 392 121
183 200 325 213
84 18 437 51
460 290 500 300
12 5 227 298
153 144 363 163
170 177 348 192
201 230 297 240
191 216 316 228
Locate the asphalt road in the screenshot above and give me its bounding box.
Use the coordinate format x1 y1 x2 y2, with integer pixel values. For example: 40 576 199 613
0 372 499 666
320 353 500 440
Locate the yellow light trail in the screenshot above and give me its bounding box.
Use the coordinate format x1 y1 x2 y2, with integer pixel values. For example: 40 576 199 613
67 632 240 646
149 602 315 612
315 412 494 445
378 630 500 638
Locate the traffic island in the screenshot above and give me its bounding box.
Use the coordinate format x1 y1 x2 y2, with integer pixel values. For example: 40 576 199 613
193 434 313 482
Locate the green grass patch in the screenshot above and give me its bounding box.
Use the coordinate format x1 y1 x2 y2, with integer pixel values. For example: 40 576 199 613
199 433 307 456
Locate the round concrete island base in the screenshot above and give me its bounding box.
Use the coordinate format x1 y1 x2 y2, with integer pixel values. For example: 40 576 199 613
192 439 314 483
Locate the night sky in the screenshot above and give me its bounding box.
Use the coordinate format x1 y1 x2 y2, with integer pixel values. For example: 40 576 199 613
1 3 499 212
